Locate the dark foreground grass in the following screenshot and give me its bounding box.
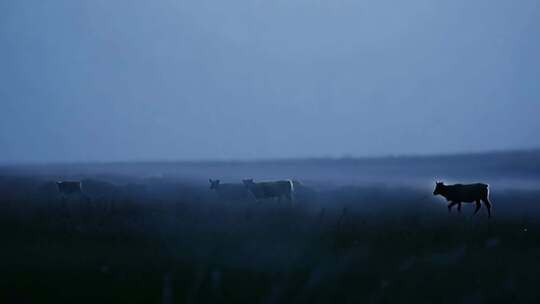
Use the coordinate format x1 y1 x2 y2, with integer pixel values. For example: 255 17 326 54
0 177 539 303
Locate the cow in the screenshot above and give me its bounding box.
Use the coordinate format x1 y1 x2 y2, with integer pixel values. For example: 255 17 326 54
209 179 251 201
433 181 492 218
56 181 90 202
242 179 294 203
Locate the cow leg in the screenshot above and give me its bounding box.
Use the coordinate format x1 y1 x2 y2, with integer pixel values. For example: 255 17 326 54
482 198 492 218
474 200 481 215
448 201 457 212
457 203 462 213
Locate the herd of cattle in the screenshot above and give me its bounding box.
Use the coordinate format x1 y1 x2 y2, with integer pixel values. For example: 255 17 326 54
56 179 493 217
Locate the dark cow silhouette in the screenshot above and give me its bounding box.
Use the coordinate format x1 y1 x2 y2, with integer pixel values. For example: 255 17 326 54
56 181 89 202
242 179 294 203
433 182 492 218
209 179 251 201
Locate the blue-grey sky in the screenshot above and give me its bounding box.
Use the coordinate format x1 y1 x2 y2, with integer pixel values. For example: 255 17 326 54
1 0 539 163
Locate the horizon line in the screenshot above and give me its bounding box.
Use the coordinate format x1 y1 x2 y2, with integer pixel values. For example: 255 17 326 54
1 147 540 168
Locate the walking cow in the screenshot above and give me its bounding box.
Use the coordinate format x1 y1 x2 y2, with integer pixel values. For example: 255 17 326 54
242 179 294 203
56 181 89 202
433 181 492 218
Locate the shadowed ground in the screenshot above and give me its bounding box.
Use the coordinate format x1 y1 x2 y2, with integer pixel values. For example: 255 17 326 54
1 153 540 303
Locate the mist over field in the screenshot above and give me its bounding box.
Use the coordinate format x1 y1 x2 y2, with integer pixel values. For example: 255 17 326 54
4 149 540 189
2 150 540 303
2 0 540 303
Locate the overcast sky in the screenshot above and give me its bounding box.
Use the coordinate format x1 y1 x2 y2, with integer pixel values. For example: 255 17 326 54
1 0 539 163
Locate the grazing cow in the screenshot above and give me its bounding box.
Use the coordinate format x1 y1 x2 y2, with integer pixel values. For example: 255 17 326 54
433 182 492 218
209 179 251 201
242 179 294 203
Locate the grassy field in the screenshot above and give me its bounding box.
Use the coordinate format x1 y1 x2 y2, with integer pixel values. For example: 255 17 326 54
1 152 540 303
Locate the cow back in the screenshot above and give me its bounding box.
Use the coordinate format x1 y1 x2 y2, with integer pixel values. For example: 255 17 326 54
249 180 292 198
443 183 488 202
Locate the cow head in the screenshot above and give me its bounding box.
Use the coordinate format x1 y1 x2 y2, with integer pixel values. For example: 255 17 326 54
242 179 255 188
209 179 220 190
433 181 445 195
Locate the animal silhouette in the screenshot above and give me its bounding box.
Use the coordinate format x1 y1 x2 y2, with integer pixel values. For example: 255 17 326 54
433 181 492 218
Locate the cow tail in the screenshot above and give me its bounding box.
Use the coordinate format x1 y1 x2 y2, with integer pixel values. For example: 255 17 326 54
288 179 295 203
